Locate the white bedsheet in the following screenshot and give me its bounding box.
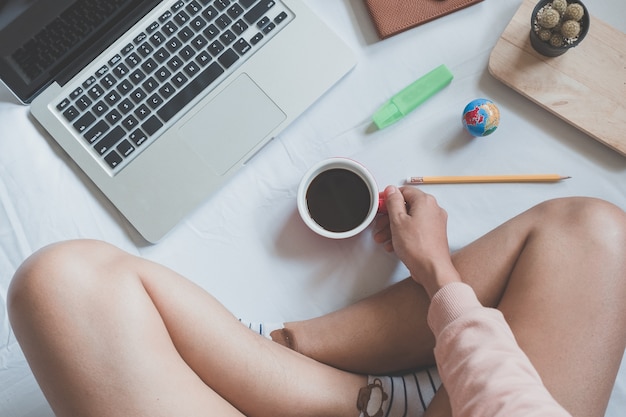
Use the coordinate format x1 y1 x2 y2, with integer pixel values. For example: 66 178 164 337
1 0 625 415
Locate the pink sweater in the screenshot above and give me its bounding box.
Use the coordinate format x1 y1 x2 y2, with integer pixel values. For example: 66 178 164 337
427 282 572 417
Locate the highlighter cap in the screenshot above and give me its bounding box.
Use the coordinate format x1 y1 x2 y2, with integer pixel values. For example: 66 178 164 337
372 101 403 129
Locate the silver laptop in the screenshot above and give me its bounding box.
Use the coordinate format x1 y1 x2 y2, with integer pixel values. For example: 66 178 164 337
0 0 356 242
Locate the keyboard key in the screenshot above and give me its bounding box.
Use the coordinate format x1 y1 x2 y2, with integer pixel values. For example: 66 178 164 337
101 74 117 89
122 115 139 130
190 16 207 31
166 37 183 53
121 43 134 55
130 88 147 103
105 109 122 124
154 47 171 63
274 11 288 24
157 62 223 122
244 0 275 25
202 5 218 21
178 27 196 42
232 19 248 35
70 86 83 100
138 42 154 58
208 40 224 56
84 120 110 143
129 69 146 85
129 128 148 146
141 57 157 74
180 45 196 61
105 90 122 106
82 76 97 89
216 14 232 29
240 0 258 8
184 61 200 77
171 72 188 87
159 82 175 99
113 63 130 78
142 115 163 136
104 151 123 168
88 85 105 100
167 56 184 71
196 50 212 66
57 98 71 111
142 77 159 93
220 30 236 46
118 98 134 114
257 16 270 28
117 79 134 95
218 48 239 68
125 52 141 68
262 22 276 34
146 21 160 34
150 31 166 46
76 95 92 111
203 24 219 40
174 11 190 25
96 65 109 77
134 32 148 44
147 93 163 109
155 66 172 82
214 0 230 11
117 139 135 157
95 126 125 155
233 38 251 55
186 1 202 15
159 11 173 22
73 111 96 132
134 104 151 120
250 32 263 45
228 4 244 18
92 101 109 117
163 22 178 36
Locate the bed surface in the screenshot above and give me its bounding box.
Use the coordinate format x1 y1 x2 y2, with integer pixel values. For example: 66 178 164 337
1 0 625 415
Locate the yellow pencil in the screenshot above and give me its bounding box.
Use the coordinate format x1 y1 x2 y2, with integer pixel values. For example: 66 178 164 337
406 174 571 184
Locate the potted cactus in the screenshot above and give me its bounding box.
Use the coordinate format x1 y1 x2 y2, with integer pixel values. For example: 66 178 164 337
530 0 589 57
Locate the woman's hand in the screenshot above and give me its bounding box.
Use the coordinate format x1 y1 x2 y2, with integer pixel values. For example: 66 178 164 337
374 186 461 298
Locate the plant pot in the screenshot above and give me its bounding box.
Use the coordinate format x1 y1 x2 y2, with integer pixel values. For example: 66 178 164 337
529 0 590 57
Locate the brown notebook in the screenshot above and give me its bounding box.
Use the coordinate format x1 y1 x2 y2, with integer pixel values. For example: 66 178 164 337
365 0 484 39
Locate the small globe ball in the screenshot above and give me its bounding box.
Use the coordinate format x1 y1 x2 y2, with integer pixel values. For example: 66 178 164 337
462 99 500 137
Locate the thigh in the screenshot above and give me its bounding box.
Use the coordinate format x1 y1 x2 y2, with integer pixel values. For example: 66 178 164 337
8 240 365 417
450 197 626 416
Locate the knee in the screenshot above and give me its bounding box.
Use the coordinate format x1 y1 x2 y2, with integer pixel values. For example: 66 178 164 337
8 239 128 329
536 197 626 255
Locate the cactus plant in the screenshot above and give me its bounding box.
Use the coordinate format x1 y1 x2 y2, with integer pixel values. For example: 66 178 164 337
530 0 589 56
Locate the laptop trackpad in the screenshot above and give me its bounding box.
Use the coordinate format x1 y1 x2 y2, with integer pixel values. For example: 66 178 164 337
179 74 286 175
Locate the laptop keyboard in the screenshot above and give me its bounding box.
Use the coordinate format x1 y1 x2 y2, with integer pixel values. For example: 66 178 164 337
54 0 293 173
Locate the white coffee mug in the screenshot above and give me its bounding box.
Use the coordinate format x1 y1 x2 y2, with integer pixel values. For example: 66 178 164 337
297 158 383 239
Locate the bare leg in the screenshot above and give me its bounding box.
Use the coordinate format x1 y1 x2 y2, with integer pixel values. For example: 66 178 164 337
284 197 626 417
8 240 366 417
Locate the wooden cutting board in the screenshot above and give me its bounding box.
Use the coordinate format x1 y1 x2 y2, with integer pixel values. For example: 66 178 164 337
488 0 626 156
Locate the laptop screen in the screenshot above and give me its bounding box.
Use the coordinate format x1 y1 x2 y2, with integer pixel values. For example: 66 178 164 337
0 0 158 103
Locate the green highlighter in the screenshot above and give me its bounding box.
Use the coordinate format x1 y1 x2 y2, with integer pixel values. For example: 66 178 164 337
372 64 454 129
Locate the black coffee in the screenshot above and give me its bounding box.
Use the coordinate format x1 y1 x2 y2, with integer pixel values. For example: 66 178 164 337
306 168 372 233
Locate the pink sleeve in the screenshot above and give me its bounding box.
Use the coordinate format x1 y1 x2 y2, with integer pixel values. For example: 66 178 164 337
427 282 571 417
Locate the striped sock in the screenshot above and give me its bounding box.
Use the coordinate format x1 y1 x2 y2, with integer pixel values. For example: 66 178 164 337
357 367 441 417
239 320 284 339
